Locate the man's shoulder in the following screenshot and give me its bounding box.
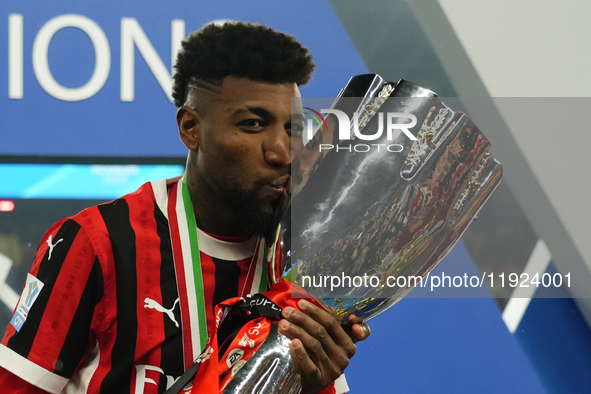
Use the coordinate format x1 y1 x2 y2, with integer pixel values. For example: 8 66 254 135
68 180 163 233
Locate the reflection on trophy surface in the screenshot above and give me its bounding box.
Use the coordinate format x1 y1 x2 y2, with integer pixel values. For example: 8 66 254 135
284 74 503 320
223 74 502 393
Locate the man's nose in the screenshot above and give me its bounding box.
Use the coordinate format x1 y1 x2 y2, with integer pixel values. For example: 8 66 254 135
264 128 291 168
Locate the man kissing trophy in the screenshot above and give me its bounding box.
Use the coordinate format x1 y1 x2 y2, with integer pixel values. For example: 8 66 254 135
170 74 503 394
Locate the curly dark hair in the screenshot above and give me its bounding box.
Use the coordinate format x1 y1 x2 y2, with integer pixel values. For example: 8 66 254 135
172 22 316 107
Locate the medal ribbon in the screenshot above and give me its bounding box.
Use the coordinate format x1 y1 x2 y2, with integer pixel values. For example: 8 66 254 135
160 176 274 369
180 176 209 354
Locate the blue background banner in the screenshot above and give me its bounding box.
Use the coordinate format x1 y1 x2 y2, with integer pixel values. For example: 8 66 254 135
0 0 366 156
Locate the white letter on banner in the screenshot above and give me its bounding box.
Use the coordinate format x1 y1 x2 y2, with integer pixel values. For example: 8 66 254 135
121 18 185 102
8 14 24 99
32 14 110 102
171 20 185 73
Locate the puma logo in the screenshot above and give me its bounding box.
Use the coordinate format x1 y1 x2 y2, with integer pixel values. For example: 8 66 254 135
46 235 63 260
144 297 180 328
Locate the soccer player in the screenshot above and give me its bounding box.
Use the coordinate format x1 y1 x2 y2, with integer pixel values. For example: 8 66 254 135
0 22 369 394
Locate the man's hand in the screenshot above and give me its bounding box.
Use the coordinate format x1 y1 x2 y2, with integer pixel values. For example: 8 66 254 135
278 299 371 394
341 313 371 344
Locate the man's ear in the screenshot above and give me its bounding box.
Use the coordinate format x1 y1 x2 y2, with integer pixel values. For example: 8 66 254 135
177 106 201 150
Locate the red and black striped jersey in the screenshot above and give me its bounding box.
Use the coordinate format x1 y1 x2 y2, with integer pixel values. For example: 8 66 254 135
0 179 271 394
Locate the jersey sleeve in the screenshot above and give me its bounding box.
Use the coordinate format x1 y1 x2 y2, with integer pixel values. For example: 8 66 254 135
0 219 104 394
0 366 51 394
334 374 349 393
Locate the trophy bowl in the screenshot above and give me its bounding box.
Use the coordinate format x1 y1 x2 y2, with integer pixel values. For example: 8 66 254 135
222 74 503 393
281 74 502 320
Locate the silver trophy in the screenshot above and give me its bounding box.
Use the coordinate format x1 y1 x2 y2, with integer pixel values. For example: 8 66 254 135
223 74 503 393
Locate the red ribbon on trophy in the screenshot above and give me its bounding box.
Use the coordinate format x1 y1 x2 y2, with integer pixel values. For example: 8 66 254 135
167 281 334 394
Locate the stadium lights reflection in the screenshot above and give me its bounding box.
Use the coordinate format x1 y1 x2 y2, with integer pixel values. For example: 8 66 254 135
0 201 15 212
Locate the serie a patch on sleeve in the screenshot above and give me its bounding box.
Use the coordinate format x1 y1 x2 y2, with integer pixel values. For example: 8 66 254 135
11 273 45 332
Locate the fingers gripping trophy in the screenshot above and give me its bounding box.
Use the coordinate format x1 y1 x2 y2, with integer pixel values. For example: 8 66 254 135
184 74 503 394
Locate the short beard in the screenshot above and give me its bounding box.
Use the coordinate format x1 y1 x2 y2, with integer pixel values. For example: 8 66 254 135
214 177 277 237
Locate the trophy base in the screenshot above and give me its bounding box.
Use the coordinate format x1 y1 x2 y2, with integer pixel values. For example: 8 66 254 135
222 323 302 394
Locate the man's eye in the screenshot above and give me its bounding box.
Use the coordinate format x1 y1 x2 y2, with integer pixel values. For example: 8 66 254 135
288 123 304 137
241 119 265 129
